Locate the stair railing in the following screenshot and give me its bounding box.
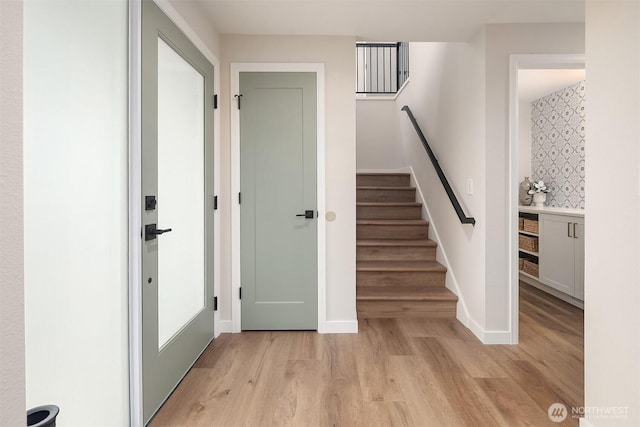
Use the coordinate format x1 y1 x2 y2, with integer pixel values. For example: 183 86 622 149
401 105 476 226
356 42 409 94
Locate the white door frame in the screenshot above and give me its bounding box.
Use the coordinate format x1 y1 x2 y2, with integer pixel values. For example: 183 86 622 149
231 63 327 333
128 1 221 425
508 54 585 344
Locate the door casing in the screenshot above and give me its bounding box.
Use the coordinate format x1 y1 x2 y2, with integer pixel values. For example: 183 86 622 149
231 63 326 333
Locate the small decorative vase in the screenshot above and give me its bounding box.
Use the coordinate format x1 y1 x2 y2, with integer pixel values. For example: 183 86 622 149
519 177 533 206
533 192 547 207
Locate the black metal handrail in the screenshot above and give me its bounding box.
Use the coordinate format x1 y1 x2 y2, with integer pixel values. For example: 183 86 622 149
401 106 476 226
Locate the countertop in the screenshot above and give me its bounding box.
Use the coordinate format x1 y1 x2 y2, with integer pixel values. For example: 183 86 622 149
519 205 585 217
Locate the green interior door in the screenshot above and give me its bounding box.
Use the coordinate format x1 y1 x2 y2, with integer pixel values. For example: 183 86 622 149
141 1 215 423
240 72 318 330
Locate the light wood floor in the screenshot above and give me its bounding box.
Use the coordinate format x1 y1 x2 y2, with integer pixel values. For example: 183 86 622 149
150 283 584 426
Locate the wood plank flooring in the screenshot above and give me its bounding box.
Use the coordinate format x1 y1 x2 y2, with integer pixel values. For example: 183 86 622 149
150 283 583 426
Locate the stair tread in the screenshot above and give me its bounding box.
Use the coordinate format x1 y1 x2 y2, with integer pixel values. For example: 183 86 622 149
357 239 437 247
357 260 446 272
357 286 458 302
357 186 415 190
357 219 428 226
357 202 422 207
356 173 410 177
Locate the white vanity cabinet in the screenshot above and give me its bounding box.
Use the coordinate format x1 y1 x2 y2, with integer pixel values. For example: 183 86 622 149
519 207 584 308
539 214 585 300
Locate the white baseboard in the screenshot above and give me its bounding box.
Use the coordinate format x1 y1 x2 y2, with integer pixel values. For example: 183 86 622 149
481 330 513 345
215 320 234 336
465 316 513 344
408 167 473 326
322 320 358 334
456 307 469 328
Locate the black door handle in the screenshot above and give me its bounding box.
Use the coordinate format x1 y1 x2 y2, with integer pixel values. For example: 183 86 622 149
296 210 314 219
145 224 173 241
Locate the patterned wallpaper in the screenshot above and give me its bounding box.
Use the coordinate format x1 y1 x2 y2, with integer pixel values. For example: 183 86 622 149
531 80 586 209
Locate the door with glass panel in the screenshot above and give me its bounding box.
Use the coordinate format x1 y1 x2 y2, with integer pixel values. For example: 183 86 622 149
141 1 215 423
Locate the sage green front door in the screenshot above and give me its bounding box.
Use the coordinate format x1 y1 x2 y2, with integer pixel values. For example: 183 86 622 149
240 72 318 330
141 1 215 423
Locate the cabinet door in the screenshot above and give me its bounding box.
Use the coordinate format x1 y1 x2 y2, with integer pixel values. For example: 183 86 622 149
573 220 585 301
539 214 575 295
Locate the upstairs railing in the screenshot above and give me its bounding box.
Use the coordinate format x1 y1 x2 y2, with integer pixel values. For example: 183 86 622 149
401 106 476 226
356 42 409 94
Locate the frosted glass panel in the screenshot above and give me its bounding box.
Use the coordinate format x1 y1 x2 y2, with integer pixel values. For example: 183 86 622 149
157 38 205 349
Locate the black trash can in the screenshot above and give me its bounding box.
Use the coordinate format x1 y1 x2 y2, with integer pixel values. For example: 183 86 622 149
27 405 59 427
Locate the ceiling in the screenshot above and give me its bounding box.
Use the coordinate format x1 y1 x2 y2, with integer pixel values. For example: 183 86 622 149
185 0 585 41
518 69 586 102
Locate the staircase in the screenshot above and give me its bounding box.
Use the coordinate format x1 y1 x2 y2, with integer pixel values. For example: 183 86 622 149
356 173 458 318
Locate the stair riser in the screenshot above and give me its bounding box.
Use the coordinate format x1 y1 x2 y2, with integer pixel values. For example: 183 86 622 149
357 189 416 203
357 271 446 287
356 205 422 220
356 174 411 187
357 246 436 262
357 301 456 318
357 224 428 239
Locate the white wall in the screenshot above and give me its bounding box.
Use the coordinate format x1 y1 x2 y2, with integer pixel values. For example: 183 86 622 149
585 2 640 425
0 1 25 425
356 99 405 170
518 99 532 181
484 24 585 332
220 35 357 326
23 1 129 425
395 39 488 336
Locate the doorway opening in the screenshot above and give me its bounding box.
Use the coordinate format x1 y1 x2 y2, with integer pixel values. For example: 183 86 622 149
508 54 585 342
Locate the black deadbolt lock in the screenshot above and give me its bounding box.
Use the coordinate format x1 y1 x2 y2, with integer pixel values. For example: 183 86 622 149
145 196 157 211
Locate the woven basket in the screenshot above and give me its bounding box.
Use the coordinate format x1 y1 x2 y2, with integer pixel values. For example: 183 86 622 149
519 258 524 270
519 234 539 252
523 260 539 277
523 219 539 234
518 218 524 230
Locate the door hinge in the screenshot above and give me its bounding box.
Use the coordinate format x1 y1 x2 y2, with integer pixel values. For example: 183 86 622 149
213 296 218 311
213 94 218 109
238 192 241 204
234 94 243 110
213 195 218 210
239 287 242 300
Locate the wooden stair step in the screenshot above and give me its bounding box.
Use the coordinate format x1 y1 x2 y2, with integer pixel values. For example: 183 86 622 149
356 202 422 220
357 186 416 202
357 239 437 262
357 202 422 207
357 286 458 302
357 261 447 287
357 286 458 318
356 173 410 187
357 219 429 239
357 219 428 226
357 260 446 272
357 238 437 247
